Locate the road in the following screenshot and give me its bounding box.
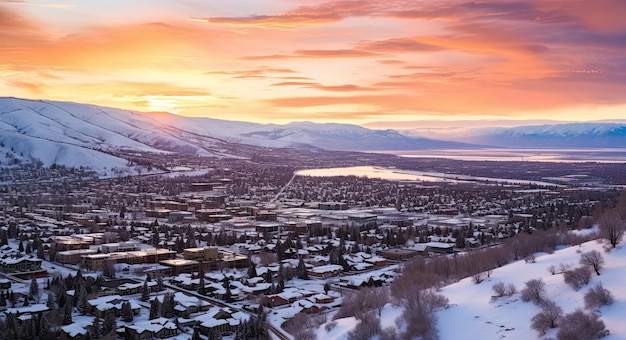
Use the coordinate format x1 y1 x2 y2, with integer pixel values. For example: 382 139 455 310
270 172 297 204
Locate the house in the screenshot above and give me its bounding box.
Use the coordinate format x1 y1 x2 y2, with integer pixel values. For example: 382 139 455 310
125 317 178 340
0 256 43 273
60 320 91 340
308 264 344 279
86 295 141 318
196 307 248 335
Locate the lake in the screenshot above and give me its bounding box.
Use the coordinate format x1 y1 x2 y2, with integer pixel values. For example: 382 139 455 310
295 166 561 187
382 148 626 163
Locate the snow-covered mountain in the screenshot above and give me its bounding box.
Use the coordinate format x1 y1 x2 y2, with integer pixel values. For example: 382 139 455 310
0 97 471 173
403 123 626 148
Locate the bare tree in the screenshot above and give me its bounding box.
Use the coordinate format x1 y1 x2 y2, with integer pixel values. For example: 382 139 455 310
557 309 607 340
579 250 605 276
531 300 563 336
400 290 447 340
563 266 592 291
599 211 625 248
521 278 546 304
584 283 614 309
347 311 381 340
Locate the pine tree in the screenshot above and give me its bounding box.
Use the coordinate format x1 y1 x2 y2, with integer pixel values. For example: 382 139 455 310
296 257 309 280
247 261 257 278
161 292 176 318
25 242 32 254
29 279 39 302
141 280 150 301
121 301 134 322
198 276 206 295
191 327 201 340
36 245 45 259
39 315 54 340
103 309 116 334
62 303 73 325
149 298 161 320
156 276 164 291
18 241 24 252
76 282 88 314
89 317 102 340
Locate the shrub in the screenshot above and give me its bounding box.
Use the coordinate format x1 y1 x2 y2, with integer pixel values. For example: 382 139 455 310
563 266 592 291
492 282 507 297
521 278 545 304
584 283 614 309
505 283 517 296
531 300 563 336
324 321 337 332
557 309 608 340
472 271 485 284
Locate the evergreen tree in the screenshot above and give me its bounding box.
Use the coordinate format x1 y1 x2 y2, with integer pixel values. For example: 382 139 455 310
324 281 331 294
29 279 39 302
76 282 88 314
62 303 73 325
121 301 134 322
18 241 24 252
296 257 309 280
88 317 102 340
36 245 45 259
198 276 206 295
103 309 116 334
191 327 201 340
161 292 176 318
247 261 257 278
141 280 150 301
156 276 164 291
149 298 161 320
38 315 54 340
25 242 32 254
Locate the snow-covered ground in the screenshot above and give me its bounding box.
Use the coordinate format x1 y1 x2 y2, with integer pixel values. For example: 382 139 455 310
320 238 626 340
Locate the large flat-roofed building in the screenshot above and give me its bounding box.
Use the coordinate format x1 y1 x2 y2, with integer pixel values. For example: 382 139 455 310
57 249 98 265
159 259 200 275
100 242 141 253
183 247 219 261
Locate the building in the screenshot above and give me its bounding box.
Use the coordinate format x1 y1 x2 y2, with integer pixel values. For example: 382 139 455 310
378 248 419 261
183 247 219 261
0 256 43 273
57 249 98 265
125 317 178 339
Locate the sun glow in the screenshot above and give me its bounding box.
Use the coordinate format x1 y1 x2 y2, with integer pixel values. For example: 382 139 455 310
2 0 625 124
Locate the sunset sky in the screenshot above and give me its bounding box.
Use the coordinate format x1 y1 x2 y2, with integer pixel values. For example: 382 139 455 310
2 0 626 125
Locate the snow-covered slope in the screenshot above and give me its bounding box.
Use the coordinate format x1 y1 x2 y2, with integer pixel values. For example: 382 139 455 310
321 238 626 340
0 97 478 173
403 123 626 148
436 239 626 340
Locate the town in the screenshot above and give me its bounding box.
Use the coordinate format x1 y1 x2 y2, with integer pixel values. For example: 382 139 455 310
0 149 623 340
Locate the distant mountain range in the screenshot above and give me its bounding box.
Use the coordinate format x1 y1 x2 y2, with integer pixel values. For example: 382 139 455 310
401 123 626 148
1 97 624 173
0 97 468 172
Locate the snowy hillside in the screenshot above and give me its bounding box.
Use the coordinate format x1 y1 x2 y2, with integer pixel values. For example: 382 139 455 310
436 239 625 340
402 123 626 148
321 237 626 340
0 97 477 173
